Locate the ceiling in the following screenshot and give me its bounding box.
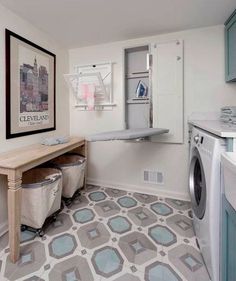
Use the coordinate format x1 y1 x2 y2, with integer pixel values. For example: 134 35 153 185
0 0 235 48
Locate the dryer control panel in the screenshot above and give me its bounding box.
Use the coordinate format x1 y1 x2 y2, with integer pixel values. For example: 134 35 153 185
190 127 226 159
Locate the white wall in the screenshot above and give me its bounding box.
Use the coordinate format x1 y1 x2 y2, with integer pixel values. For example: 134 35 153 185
0 3 69 234
69 25 236 199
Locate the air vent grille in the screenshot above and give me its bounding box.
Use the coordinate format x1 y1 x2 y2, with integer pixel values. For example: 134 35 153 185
144 170 164 184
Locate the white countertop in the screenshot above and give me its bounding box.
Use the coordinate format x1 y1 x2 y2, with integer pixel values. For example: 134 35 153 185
189 120 236 138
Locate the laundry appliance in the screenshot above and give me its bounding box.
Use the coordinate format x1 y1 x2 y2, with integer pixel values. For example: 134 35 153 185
189 126 226 281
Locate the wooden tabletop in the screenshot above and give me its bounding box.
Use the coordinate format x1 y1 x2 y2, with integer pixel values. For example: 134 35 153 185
0 137 85 170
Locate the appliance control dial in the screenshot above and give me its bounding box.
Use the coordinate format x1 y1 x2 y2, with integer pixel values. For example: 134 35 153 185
194 134 200 144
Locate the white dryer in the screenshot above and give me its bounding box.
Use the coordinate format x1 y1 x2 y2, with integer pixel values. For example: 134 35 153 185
189 126 226 281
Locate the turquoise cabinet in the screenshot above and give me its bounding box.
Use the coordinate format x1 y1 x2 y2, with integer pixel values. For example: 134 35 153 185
222 195 236 281
225 10 236 82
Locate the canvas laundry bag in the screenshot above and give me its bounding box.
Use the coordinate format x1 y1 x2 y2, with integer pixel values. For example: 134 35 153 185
51 154 86 198
21 168 62 229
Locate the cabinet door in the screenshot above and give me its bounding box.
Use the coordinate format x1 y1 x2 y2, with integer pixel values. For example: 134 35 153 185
225 10 236 82
151 40 184 143
222 195 236 281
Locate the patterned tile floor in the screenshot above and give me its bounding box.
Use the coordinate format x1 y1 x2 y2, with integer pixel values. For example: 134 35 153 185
0 185 211 281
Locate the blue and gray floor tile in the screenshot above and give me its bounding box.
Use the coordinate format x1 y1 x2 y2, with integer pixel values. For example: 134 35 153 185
0 185 210 281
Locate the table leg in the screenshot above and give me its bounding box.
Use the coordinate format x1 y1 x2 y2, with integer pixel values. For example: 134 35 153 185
84 141 88 187
72 142 88 189
8 176 22 263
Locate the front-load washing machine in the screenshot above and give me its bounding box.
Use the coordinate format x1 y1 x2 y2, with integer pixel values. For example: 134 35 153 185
189 126 226 281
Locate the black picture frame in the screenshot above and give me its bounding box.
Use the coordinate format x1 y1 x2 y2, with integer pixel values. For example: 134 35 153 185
5 29 56 139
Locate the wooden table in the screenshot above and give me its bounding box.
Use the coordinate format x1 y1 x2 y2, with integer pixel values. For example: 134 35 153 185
0 137 86 263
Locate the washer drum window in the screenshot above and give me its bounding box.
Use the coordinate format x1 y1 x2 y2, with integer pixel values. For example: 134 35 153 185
189 148 207 220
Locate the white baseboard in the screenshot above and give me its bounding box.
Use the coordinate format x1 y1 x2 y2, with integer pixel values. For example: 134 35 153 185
0 221 8 237
87 178 190 201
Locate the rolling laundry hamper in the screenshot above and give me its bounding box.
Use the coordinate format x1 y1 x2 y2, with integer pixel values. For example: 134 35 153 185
21 167 63 235
50 153 86 202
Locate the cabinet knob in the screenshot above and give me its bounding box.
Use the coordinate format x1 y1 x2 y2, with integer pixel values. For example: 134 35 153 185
194 135 200 144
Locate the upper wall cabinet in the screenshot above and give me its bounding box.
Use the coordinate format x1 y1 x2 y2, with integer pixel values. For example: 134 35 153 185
225 9 236 82
123 41 184 144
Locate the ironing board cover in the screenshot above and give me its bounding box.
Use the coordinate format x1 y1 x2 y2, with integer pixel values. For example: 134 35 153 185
86 128 169 142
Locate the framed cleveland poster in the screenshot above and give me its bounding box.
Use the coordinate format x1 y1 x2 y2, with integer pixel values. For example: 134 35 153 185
5 29 56 139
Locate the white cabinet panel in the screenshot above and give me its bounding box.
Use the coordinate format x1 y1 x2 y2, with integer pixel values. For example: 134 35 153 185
127 103 150 129
152 40 184 143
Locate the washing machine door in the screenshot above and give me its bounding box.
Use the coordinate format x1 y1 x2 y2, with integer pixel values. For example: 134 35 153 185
189 148 206 219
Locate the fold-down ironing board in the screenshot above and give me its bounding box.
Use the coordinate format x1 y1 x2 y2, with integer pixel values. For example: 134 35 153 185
86 128 169 142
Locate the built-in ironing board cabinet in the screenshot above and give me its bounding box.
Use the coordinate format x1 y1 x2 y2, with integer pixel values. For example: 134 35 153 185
124 41 184 144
